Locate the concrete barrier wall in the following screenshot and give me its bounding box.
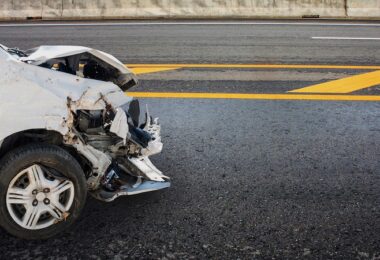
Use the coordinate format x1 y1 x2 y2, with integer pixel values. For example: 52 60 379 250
0 1 43 20
0 0 379 20
347 0 380 18
48 0 347 19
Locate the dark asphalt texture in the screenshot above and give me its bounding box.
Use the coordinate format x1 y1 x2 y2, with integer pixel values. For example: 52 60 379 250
0 21 380 259
1 20 380 65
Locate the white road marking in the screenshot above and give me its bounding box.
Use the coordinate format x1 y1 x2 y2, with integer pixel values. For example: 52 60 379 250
312 36 380 40
1 22 380 27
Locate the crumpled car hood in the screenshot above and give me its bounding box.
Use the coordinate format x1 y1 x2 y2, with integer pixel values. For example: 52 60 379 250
20 45 130 75
0 47 132 142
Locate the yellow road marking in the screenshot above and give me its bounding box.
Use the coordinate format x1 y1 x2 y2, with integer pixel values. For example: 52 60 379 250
130 67 181 75
290 70 380 93
127 63 380 93
126 92 380 101
126 64 380 70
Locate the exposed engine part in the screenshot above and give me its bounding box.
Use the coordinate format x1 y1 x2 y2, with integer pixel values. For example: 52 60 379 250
71 103 168 192
85 134 119 152
77 110 104 133
76 108 116 134
101 166 120 191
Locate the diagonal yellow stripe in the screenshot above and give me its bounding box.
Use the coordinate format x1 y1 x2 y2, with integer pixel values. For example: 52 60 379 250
126 64 380 70
130 67 181 75
126 92 380 102
290 70 380 93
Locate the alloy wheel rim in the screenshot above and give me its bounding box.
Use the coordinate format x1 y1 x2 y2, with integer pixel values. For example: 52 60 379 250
6 164 75 230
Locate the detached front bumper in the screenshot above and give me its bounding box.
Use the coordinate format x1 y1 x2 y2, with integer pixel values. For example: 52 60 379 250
127 115 169 182
92 104 170 202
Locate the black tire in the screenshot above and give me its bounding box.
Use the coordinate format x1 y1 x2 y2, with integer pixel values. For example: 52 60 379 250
0 143 87 239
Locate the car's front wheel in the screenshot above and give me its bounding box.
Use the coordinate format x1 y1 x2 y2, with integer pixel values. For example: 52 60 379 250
0 144 87 239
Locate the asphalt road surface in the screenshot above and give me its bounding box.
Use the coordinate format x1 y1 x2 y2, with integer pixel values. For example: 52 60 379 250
1 20 380 259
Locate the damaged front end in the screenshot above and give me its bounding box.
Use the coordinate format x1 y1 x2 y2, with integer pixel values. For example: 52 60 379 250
67 99 170 202
0 44 170 203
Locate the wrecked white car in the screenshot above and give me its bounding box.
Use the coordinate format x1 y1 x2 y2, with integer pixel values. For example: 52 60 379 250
0 44 170 239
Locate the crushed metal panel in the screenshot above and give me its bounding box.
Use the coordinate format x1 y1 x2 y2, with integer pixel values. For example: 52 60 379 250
20 45 132 75
0 48 132 142
72 141 112 190
22 45 91 64
129 156 169 182
110 108 129 144
0 44 170 204
93 180 171 202
141 117 163 156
